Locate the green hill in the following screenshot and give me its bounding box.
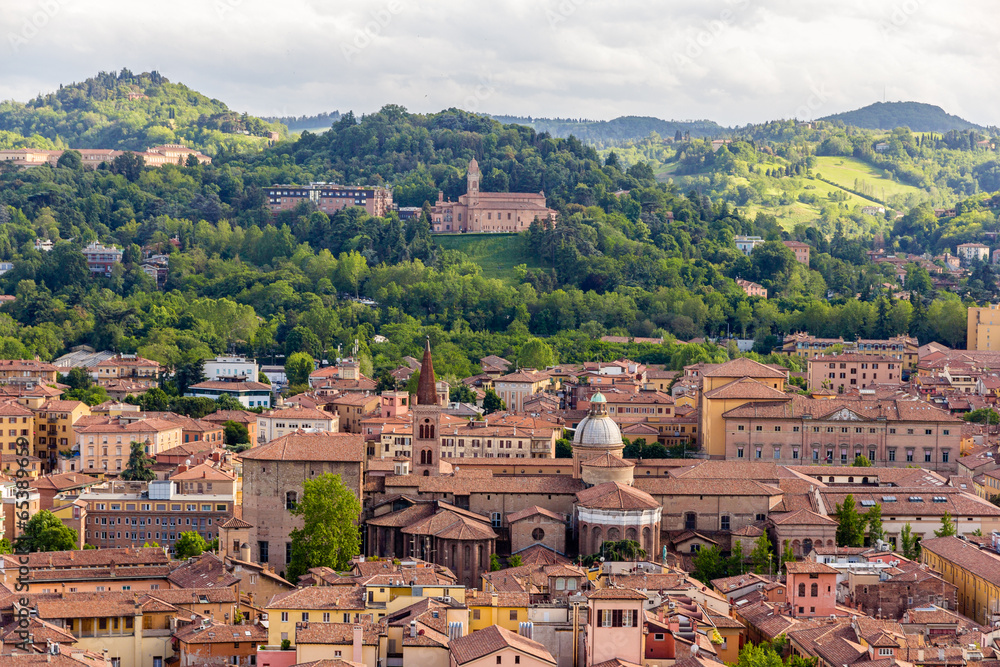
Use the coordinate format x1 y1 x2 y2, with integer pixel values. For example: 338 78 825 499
489 114 726 144
819 101 981 132
0 69 285 155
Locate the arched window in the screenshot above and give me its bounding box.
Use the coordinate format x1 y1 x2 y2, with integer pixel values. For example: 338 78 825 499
419 450 426 465
802 538 813 555
426 450 433 465
285 491 297 510
810 583 818 597
555 578 565 591
566 578 577 590
798 583 806 597
422 470 429 476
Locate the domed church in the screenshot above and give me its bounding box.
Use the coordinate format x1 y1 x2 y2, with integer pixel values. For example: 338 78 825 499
572 393 662 557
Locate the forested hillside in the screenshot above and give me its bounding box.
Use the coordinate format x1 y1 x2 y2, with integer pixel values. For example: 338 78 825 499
0 69 284 155
490 115 725 145
0 77 995 392
819 101 983 132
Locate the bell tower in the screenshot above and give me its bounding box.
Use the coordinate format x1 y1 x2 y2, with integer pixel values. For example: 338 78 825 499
411 338 443 477
466 158 481 206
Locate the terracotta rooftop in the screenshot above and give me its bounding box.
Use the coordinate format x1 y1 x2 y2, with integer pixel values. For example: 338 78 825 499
702 358 788 379
449 624 556 666
586 587 648 600
576 481 659 510
920 536 1000 586
240 431 364 462
174 621 267 644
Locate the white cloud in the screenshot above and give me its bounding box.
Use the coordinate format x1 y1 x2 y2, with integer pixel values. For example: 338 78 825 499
0 0 997 127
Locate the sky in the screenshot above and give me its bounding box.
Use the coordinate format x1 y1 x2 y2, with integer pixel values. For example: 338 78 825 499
1 0 997 127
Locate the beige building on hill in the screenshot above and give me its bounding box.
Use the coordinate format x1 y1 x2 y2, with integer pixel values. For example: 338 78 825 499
430 159 558 233
968 303 1000 351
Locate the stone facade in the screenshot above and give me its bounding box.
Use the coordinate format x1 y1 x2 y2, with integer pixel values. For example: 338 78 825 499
241 432 365 573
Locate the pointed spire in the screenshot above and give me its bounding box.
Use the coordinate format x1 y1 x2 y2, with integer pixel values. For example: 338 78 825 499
417 337 437 406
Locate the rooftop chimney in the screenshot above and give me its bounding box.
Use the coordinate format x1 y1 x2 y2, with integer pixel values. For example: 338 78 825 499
353 624 363 664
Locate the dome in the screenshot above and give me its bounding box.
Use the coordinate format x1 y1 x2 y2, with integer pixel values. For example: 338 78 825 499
573 412 623 447
591 392 606 403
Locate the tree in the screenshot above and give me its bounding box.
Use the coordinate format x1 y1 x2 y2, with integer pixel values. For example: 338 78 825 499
517 338 556 369
900 523 920 560
15 511 78 552
285 352 314 387
726 539 745 576
449 384 477 404
64 367 92 390
732 640 784 667
482 388 505 414
834 494 865 547
964 408 1000 425
750 532 773 574
56 149 83 170
866 503 885 546
120 441 155 482
138 387 170 411
555 438 573 458
781 539 796 565
286 473 362 583
852 454 872 467
692 545 725 583
508 554 523 567
934 511 957 537
490 553 502 571
174 358 206 395
215 393 244 412
0 538 12 555
175 531 208 559
224 420 250 446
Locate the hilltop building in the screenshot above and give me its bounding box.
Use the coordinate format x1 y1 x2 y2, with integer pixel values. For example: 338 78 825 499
430 159 557 233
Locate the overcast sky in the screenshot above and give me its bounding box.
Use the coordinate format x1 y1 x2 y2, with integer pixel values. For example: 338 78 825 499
1 0 997 127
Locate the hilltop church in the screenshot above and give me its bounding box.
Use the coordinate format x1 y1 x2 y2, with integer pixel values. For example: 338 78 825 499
430 158 558 233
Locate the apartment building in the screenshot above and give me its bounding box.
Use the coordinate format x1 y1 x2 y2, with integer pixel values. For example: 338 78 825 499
256 405 338 443
92 353 161 389
493 370 553 412
204 355 259 382
0 358 60 385
81 477 235 550
76 416 183 474
806 354 902 392
186 380 272 408
967 304 1000 351
266 183 394 217
31 399 91 472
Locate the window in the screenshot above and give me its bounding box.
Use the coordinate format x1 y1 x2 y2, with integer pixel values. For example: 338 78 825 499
810 583 818 597
301 612 309 622
509 610 518 621
685 512 696 530
737 447 744 459
258 541 269 562
888 449 896 462
925 451 932 463
942 450 950 463
473 609 481 620
798 583 805 597
906 450 914 462
755 425 763 431
721 515 730 531
285 491 297 510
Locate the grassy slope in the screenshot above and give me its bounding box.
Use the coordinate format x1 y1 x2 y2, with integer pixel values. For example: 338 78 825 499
435 233 549 282
813 156 927 200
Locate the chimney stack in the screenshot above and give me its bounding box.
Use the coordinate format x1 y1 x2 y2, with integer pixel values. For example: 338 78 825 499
353 624 363 664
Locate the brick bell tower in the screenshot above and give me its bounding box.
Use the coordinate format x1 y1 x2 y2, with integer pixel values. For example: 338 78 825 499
411 338 443 476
